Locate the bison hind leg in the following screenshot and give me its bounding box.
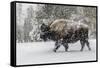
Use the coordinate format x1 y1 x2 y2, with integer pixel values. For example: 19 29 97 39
80 40 85 51
85 40 91 51
80 39 91 51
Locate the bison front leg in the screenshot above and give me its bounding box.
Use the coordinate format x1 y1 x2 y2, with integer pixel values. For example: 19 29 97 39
63 44 69 52
53 40 61 52
62 41 69 52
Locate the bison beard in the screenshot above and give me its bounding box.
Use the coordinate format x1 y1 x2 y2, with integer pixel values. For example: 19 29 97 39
40 19 91 52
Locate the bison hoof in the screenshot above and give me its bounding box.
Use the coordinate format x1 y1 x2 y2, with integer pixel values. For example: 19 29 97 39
53 49 57 52
89 48 91 51
80 49 83 51
65 50 68 52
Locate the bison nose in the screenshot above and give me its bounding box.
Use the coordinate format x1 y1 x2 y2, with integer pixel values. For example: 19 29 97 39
40 32 45 38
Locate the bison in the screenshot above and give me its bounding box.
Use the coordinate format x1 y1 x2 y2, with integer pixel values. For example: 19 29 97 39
40 19 91 52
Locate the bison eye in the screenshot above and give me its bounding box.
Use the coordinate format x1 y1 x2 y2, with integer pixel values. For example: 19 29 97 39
41 25 49 32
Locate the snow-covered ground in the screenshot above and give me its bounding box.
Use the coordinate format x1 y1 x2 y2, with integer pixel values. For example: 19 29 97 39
16 39 97 65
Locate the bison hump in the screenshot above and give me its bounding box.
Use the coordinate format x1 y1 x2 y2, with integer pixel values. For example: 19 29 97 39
49 19 67 32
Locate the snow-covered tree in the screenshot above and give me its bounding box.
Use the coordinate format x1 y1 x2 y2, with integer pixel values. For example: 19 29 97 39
16 3 24 42
24 6 33 42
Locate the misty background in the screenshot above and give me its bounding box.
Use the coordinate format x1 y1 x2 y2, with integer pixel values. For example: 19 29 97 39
16 3 97 43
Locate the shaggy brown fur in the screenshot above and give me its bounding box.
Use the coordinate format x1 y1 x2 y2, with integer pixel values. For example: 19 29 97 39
49 19 67 38
49 19 88 39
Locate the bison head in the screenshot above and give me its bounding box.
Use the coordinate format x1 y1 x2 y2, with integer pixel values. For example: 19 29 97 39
40 23 58 41
40 23 50 41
